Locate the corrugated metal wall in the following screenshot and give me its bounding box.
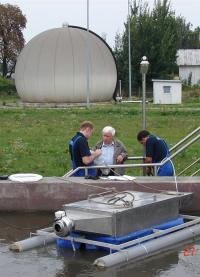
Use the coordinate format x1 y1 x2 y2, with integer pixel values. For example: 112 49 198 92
177 50 200 85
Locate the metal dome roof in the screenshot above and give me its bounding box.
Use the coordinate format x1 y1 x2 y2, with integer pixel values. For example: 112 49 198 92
15 25 118 103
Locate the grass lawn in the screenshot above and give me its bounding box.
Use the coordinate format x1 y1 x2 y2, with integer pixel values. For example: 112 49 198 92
0 97 199 177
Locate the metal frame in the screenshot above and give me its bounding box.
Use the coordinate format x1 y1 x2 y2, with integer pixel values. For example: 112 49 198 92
170 126 200 152
178 158 200 176
191 168 200 177
35 214 200 252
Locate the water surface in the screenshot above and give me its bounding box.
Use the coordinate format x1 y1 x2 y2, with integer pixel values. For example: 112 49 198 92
0 213 200 277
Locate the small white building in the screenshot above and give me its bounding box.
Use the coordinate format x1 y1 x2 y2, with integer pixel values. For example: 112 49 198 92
177 49 200 85
152 79 182 104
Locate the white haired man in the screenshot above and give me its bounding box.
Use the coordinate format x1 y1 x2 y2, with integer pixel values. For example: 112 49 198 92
93 126 128 176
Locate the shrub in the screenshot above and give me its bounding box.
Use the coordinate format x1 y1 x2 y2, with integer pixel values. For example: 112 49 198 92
0 76 16 94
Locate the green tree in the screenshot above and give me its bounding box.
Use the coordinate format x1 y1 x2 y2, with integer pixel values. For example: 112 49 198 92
0 4 26 77
177 20 200 49
114 0 200 94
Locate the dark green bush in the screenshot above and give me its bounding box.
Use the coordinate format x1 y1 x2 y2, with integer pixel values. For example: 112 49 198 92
0 76 16 94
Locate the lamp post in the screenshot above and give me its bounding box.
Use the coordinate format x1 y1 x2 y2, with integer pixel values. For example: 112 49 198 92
86 0 90 108
128 0 132 100
140 56 149 130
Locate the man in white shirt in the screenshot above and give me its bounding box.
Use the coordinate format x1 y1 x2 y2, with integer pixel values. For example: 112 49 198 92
93 126 128 176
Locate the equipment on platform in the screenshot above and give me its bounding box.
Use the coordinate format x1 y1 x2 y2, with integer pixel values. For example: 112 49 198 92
53 190 186 237
9 190 200 269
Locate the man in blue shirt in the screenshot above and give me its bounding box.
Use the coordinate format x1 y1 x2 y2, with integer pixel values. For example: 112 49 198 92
137 130 174 176
69 121 102 177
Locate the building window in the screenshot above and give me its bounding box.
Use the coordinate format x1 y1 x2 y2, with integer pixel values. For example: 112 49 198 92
163 86 171 93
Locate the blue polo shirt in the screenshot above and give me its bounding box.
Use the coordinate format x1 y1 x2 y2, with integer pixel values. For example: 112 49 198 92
69 132 95 176
146 135 174 176
69 132 91 167
146 135 167 162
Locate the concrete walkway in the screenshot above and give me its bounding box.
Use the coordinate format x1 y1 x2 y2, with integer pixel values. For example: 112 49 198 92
0 176 199 212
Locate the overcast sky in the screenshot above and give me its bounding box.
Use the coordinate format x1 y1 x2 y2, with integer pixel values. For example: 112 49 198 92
1 0 200 48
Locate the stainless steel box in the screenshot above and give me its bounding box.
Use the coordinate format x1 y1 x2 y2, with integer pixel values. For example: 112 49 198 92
63 191 189 237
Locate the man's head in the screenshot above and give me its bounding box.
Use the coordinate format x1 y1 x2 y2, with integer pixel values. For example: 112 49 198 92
137 130 150 145
80 121 94 139
102 126 115 145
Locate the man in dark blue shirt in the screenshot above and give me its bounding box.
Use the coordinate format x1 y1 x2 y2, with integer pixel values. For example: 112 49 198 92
137 130 174 176
69 121 102 177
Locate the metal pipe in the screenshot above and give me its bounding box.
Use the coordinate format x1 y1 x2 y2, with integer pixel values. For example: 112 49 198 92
119 79 122 98
86 0 90 108
94 223 200 268
170 126 200 152
121 100 148 103
63 162 164 177
142 73 146 129
178 158 200 176
128 0 132 100
127 156 143 160
169 134 200 160
191 168 200 177
9 235 56 252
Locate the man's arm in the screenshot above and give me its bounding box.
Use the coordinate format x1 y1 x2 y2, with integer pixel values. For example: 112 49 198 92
82 149 102 165
144 156 153 175
116 141 128 163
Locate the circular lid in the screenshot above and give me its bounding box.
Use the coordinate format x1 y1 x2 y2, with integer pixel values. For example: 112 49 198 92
8 173 43 182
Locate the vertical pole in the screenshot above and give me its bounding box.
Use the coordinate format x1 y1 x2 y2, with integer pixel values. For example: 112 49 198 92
86 0 90 108
128 0 132 100
119 80 122 98
142 73 146 130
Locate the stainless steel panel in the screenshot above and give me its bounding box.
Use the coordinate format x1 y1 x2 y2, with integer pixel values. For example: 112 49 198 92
62 191 191 236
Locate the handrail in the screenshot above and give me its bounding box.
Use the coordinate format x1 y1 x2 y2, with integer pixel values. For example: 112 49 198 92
170 126 200 152
63 162 161 178
127 156 143 160
177 158 200 176
191 168 200 177
169 133 200 160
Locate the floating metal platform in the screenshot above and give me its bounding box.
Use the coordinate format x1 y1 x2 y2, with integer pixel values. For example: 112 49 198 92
9 190 200 268
59 190 191 236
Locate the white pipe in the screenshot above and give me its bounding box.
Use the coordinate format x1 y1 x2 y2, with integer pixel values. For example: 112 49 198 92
94 223 200 268
9 235 56 252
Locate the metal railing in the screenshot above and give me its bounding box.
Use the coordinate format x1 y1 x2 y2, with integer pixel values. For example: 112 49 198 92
64 126 200 178
191 168 200 177
127 126 200 162
170 126 200 153
63 162 162 178
177 158 200 176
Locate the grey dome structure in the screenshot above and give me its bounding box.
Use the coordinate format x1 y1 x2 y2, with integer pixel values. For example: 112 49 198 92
15 26 118 103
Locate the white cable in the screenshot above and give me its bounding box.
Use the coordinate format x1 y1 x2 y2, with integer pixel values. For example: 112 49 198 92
171 160 179 192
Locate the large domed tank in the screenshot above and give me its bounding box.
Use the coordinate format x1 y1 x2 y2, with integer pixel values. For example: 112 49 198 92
15 25 118 103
